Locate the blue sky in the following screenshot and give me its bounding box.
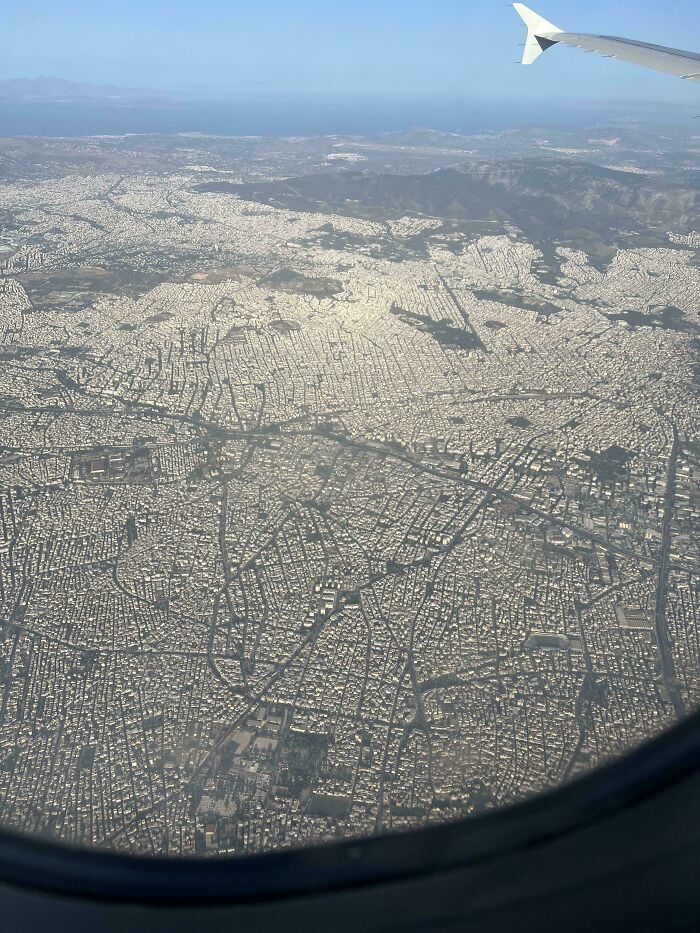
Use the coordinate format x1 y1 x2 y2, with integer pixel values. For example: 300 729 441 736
3 0 700 102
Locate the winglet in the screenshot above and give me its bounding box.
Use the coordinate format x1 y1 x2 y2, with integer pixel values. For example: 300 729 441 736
513 3 563 65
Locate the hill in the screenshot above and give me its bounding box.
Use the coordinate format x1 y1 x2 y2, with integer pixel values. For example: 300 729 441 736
196 158 700 257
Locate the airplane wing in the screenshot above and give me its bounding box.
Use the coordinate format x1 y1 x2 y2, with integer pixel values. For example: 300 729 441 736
513 3 700 83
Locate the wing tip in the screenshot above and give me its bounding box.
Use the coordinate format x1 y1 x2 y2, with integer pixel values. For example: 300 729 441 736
513 3 562 35
513 4 563 65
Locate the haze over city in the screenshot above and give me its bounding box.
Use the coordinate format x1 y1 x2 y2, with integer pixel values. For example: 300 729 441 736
0 1 699 859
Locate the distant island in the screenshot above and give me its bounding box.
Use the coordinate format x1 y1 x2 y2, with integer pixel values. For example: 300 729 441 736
0 76 172 105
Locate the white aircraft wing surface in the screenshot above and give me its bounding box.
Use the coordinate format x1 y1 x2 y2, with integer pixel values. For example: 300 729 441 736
513 3 700 83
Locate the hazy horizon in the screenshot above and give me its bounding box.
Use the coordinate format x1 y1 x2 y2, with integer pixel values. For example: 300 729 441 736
2 0 699 105
1 92 698 139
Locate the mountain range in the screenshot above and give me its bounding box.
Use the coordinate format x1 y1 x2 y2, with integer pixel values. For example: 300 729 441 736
197 158 700 257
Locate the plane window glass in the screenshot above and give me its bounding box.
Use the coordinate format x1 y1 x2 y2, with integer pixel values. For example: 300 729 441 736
0 3 698 859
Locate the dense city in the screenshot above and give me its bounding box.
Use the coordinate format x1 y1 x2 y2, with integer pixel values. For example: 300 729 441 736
0 130 698 855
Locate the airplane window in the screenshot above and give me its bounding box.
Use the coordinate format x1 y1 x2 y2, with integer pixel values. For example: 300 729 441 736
0 1 698 869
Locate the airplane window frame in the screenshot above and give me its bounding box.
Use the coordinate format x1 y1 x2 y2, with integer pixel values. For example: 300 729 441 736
0 705 699 906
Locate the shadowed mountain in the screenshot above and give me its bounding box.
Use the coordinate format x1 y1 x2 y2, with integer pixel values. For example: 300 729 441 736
196 158 700 258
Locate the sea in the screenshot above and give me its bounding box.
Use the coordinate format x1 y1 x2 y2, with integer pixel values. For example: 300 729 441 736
0 94 693 138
